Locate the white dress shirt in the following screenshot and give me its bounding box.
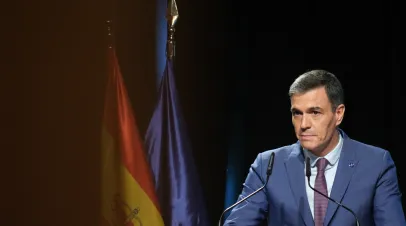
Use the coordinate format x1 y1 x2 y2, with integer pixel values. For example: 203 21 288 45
303 133 343 218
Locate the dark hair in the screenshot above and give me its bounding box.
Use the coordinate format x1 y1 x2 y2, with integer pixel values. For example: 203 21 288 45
288 69 344 111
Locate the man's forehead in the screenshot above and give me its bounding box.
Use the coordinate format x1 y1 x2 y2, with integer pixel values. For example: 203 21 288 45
290 90 330 106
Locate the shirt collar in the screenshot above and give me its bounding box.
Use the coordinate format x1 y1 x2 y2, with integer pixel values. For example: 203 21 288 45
303 131 343 168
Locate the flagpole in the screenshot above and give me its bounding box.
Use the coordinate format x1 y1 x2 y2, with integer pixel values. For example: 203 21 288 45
166 0 179 60
106 20 114 49
106 0 117 49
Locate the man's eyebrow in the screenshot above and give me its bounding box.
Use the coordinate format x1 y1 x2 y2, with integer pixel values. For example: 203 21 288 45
290 106 323 112
309 106 322 111
290 107 300 112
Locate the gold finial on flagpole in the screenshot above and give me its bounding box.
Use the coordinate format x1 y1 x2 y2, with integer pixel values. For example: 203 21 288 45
166 0 179 59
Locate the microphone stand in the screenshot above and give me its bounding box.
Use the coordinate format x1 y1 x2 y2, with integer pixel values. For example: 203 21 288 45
218 152 275 226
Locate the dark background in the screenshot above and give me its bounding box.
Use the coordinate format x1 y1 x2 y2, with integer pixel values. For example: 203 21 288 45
3 0 404 225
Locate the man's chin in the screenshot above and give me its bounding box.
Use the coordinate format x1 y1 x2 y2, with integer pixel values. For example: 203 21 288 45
299 140 318 151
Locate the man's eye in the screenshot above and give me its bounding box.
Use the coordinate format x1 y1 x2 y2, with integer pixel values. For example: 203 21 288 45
312 111 320 115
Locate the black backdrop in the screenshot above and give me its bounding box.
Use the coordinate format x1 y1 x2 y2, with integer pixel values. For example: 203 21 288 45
141 0 403 224
142 0 404 224
3 0 404 225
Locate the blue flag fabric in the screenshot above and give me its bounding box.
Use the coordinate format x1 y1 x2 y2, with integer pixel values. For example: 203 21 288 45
145 59 210 226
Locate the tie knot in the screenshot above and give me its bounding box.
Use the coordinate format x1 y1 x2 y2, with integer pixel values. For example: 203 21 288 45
316 158 329 171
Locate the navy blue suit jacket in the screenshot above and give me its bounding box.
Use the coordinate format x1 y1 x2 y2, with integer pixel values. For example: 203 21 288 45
223 131 405 225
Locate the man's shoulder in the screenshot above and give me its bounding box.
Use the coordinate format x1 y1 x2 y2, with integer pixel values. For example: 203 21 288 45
250 143 298 174
257 143 299 161
346 137 388 159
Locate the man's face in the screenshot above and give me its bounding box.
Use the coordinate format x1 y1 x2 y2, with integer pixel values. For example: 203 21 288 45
290 86 345 155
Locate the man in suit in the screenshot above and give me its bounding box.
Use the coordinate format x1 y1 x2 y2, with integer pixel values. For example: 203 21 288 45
223 70 405 225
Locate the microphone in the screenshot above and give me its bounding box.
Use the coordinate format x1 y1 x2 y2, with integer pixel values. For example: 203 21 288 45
218 152 275 226
305 157 360 226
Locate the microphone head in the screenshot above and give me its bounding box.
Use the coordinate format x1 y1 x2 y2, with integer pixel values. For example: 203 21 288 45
305 157 311 178
266 152 275 176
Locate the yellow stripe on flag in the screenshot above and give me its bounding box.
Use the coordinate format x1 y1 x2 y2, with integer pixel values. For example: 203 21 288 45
101 126 164 226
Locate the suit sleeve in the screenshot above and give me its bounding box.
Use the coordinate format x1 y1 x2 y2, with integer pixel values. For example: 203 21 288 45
373 150 406 225
223 153 269 226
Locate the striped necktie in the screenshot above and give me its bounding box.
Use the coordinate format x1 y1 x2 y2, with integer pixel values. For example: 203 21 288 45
314 158 329 226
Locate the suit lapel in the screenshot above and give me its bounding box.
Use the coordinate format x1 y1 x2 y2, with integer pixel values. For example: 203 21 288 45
324 134 358 226
285 143 314 226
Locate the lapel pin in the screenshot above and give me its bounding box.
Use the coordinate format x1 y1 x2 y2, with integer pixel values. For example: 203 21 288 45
349 163 355 168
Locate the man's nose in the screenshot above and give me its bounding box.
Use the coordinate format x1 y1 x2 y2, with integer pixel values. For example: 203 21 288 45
300 114 311 130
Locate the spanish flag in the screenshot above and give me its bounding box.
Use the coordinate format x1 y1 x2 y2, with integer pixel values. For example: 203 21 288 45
101 45 164 226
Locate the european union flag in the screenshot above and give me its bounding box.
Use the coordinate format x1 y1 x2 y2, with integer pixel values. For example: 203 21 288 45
145 58 210 225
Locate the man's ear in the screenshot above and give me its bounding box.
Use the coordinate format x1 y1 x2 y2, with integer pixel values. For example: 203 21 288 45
335 104 345 126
